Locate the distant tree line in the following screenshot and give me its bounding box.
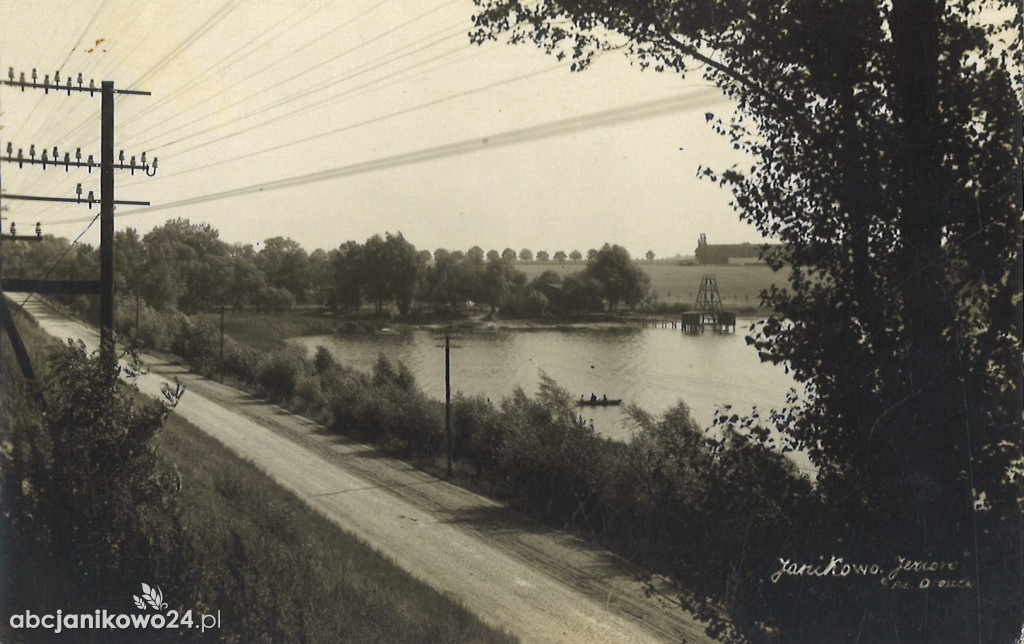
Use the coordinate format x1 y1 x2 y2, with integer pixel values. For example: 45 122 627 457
2 218 652 319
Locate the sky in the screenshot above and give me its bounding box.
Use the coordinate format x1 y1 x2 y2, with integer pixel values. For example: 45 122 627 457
0 0 765 259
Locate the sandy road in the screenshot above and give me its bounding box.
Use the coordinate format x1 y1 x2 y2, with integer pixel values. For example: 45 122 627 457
21 299 716 643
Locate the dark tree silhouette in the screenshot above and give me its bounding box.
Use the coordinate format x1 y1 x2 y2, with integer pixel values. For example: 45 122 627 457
471 1 1022 640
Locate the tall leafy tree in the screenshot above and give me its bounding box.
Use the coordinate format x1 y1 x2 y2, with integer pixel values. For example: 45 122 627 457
142 219 229 313
584 243 650 310
329 241 364 311
257 236 310 305
472 1 1022 640
362 233 422 315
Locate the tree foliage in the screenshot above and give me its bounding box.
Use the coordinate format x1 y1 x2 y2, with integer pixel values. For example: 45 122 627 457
1 340 180 610
471 0 1022 640
582 243 651 310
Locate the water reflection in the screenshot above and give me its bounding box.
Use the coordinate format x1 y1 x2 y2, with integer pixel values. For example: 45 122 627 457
289 325 795 442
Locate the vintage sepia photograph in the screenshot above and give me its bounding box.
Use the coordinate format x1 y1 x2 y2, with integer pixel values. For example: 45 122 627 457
0 1 1020 642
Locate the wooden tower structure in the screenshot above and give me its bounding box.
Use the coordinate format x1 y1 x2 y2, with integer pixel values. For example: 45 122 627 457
681 274 736 334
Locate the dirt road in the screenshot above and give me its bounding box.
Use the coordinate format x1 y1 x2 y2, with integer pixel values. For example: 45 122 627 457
22 299 715 643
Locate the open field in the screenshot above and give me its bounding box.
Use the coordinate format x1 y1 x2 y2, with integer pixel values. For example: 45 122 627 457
515 261 790 305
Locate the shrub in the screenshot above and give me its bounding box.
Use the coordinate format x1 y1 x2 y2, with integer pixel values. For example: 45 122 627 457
223 340 263 386
171 316 221 376
257 286 296 312
257 346 308 403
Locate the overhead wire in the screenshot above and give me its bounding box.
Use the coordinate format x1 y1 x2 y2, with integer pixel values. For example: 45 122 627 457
11 0 160 202
130 3 464 152
47 90 721 226
14 210 103 312
117 0 398 149
145 60 565 183
51 0 245 149
149 23 468 154
129 0 246 91
116 0 329 136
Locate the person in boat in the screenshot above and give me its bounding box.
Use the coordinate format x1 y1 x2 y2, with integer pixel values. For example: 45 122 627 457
590 393 597 402
601 394 608 402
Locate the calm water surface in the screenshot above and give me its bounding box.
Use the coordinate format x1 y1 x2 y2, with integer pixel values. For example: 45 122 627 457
289 324 796 442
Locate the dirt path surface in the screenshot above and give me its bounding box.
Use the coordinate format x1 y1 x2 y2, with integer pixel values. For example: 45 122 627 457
22 300 716 643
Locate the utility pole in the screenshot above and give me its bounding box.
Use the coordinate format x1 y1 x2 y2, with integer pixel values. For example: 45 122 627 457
0 68 156 371
434 328 461 479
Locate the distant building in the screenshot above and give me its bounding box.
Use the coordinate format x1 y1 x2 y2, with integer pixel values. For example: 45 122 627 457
694 234 783 265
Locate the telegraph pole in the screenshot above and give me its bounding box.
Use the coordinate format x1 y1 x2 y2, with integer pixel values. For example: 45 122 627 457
434 328 461 479
100 81 115 359
0 68 156 369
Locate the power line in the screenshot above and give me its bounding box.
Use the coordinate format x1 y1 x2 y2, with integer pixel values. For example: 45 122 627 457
149 27 467 155
48 90 720 226
144 60 565 183
117 0 401 149
130 5 464 152
116 0 330 136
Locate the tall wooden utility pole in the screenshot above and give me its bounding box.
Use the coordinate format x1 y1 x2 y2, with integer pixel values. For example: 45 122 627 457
0 69 156 372
100 81 115 358
434 329 461 479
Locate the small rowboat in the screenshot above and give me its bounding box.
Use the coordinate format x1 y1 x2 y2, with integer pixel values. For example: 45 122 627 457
577 398 622 407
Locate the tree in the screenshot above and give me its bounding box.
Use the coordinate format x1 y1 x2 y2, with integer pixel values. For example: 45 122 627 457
486 249 501 262
501 247 518 262
330 241 364 311
535 250 550 262
141 219 229 313
471 1 1022 640
479 257 515 313
363 233 421 315
553 250 568 263
569 250 582 263
519 248 533 261
645 250 655 263
223 243 266 310
307 248 332 306
583 243 650 311
257 236 310 305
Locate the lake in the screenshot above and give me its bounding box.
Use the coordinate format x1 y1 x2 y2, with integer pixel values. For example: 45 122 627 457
289 322 797 443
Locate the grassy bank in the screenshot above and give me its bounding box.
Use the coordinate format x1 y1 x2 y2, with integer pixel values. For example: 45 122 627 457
0 308 514 643
157 410 514 643
216 309 340 351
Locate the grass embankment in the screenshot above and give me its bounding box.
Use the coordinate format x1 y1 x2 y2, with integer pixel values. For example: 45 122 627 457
216 309 340 351
1 309 515 643
157 411 514 643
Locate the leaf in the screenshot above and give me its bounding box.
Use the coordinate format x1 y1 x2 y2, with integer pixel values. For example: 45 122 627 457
133 595 145 610
141 583 164 610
